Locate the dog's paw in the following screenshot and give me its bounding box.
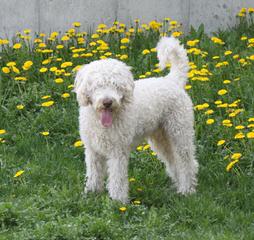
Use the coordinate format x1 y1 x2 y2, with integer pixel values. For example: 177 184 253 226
177 185 197 195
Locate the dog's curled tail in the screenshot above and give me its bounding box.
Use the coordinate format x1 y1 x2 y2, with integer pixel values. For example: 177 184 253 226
156 36 189 88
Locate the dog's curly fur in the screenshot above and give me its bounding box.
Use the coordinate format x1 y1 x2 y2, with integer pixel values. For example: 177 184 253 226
74 37 198 203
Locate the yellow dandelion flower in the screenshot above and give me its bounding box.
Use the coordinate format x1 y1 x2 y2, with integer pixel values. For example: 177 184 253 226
235 125 245 130
2 67 10 74
121 38 130 44
0 129 6 135
40 131 49 136
74 140 83 147
205 109 214 115
187 40 199 47
185 84 192 90
23 60 33 70
50 67 57 72
40 67 48 73
249 55 254 61
136 146 143 151
224 50 232 56
129 178 136 182
214 100 222 105
143 144 150 150
61 62 73 68
223 80 231 84
172 31 182 38
13 43 22 49
217 103 228 108
133 200 141 205
56 44 64 49
211 37 225 45
14 77 27 81
119 207 127 212
34 38 42 43
16 104 24 110
61 93 70 98
194 103 209 110
91 33 99 39
217 140 225 146
89 41 96 47
231 153 242 160
234 132 245 139
61 35 70 41
142 49 150 55
55 78 64 84
104 52 112 57
42 59 51 65
41 95 51 100
128 28 135 33
12 66 20 74
120 55 128 60
247 132 254 139
226 160 239 172
38 43 46 48
170 20 178 25
248 118 254 122
206 119 215 125
6 62 16 67
72 22 81 27
41 101 54 107
249 8 254 13
149 20 160 30
0 39 9 45
217 89 228 96
222 119 232 127
14 170 25 178
97 23 107 29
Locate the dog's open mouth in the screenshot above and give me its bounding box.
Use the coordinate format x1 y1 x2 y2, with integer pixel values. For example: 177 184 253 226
100 109 113 128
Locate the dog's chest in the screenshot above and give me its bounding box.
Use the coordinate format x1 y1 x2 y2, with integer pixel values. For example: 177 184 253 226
81 119 132 154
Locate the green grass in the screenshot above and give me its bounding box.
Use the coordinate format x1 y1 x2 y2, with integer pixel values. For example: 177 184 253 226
1 12 254 239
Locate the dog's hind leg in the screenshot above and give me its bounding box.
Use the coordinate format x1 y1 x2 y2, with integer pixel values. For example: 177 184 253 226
163 115 198 194
148 129 178 186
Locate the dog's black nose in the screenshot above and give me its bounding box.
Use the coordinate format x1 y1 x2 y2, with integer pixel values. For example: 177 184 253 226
103 99 113 108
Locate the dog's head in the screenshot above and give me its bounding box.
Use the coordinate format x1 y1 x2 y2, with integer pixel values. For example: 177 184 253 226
74 58 134 128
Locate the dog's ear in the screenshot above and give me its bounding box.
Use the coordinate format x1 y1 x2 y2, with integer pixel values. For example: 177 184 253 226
73 65 90 106
121 66 135 104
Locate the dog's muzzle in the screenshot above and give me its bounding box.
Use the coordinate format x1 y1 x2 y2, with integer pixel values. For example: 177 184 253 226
100 98 114 128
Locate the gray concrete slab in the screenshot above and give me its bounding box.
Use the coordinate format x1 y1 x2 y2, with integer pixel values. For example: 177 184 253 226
39 0 118 34
0 0 253 38
0 0 39 38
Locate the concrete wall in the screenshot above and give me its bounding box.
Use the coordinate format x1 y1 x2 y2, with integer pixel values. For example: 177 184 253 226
0 0 253 38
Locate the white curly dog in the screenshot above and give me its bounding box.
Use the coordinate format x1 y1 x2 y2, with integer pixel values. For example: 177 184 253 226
74 37 198 203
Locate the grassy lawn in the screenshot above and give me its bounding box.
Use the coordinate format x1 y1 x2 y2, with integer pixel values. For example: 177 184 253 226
1 8 254 240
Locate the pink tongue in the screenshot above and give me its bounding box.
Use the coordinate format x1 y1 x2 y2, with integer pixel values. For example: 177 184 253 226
101 109 113 127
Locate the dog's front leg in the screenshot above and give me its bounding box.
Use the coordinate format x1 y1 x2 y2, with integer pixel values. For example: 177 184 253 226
84 147 105 193
107 152 129 203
